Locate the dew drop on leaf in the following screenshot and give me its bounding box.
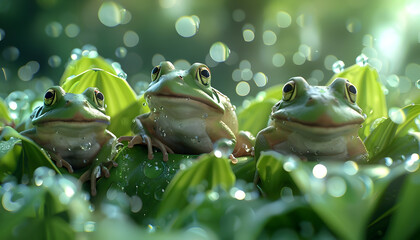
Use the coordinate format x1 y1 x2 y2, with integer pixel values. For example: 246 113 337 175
213 138 234 158
332 60 345 73
355 53 368 66
143 161 164 178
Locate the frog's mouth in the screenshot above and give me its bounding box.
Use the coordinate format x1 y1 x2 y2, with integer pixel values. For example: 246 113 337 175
34 112 110 126
148 93 224 113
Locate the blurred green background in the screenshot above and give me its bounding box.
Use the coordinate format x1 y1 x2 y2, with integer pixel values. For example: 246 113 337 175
1 0 420 106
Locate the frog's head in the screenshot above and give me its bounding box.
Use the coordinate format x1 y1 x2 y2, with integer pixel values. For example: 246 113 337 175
144 61 224 116
31 86 110 127
272 77 365 135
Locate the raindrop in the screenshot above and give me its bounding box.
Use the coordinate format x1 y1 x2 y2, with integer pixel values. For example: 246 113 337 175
233 189 246 200
33 167 56 187
232 9 245 22
263 30 277 45
356 54 368 66
312 164 327 179
84 221 96 232
326 176 347 197
386 74 400 87
45 21 63 38
384 157 393 166
98 1 124 27
154 187 165 201
175 15 199 38
48 55 62 68
65 24 80 38
213 138 234 158
130 195 143 213
280 187 294 202
209 42 230 62
242 29 255 42
389 107 406 124
115 47 127 58
70 48 82 60
143 161 164 178
272 53 285 67
332 60 345 73
2 46 20 61
276 11 292 28
405 153 419 172
293 52 306 65
236 81 250 96
5 91 29 120
123 30 139 47
253 72 267 87
283 158 297 172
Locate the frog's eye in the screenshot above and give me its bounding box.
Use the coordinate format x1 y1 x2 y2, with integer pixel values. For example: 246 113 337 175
197 67 211 86
151 66 161 81
94 89 105 107
44 89 57 106
345 82 357 103
282 81 296 101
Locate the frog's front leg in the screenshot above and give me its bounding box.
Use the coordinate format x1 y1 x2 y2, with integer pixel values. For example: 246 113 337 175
118 115 174 161
48 151 74 173
79 136 118 196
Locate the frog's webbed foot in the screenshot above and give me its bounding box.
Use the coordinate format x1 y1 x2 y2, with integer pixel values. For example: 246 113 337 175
118 134 174 162
229 154 239 164
49 152 74 173
79 160 118 196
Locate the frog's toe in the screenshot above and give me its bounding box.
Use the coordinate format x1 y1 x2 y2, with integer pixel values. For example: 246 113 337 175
61 160 74 173
117 136 133 143
101 165 110 178
128 135 143 148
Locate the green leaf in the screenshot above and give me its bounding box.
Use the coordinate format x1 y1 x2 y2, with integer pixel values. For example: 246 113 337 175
158 154 235 218
365 104 420 162
264 84 283 101
0 126 60 180
385 164 420 240
256 151 406 240
0 97 12 126
328 64 387 139
61 68 146 137
60 56 117 85
237 99 277 136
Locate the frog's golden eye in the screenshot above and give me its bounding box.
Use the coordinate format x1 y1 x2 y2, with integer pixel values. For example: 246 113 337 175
345 82 357 103
94 89 105 107
44 89 56 106
197 66 211 86
151 66 161 81
282 81 296 101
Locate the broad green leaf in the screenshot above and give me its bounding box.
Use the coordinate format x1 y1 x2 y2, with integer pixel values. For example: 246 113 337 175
230 156 255 182
365 104 420 162
95 145 191 222
0 97 12 127
61 68 145 137
256 151 406 240
237 99 277 136
0 127 60 180
263 83 283 101
158 154 235 218
329 64 387 139
60 56 116 85
385 164 420 240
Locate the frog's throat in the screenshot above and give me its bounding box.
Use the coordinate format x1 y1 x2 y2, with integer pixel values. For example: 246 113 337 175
148 93 224 113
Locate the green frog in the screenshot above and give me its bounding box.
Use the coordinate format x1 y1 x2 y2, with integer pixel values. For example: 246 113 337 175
255 77 368 161
21 86 117 195
118 61 254 161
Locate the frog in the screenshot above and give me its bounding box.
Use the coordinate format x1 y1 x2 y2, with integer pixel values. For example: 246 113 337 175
118 61 254 161
20 86 117 195
255 77 368 162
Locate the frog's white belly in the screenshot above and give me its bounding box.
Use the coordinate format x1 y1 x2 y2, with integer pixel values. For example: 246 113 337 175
154 116 213 154
274 132 348 161
35 126 103 168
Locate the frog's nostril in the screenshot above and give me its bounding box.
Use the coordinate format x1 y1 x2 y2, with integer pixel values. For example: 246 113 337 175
178 75 183 80
306 97 315 106
66 100 71 105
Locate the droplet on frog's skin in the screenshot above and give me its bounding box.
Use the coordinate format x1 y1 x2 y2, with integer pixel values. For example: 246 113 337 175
202 113 208 119
152 108 157 113
80 142 92 151
355 53 368 66
332 60 345 73
213 138 234 158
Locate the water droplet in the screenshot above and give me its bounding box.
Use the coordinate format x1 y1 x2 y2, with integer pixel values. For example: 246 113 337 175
242 28 255 42
80 142 92 151
416 79 420 89
45 21 63 38
123 30 139 47
115 47 127 58
175 15 199 38
33 167 56 186
213 139 234 158
235 81 250 96
84 221 96 232
233 189 246 200
389 107 406 124
154 187 165 201
48 55 62 68
386 74 400 87
405 153 419 172
356 54 368 66
263 30 277 46
332 60 345 73
209 42 230 62
130 195 143 213
5 91 29 120
143 161 164 178
18 65 33 81
241 68 253 81
384 157 393 166
280 187 294 202
276 11 292 28
326 176 347 197
202 113 208 119
98 1 125 27
272 53 285 67
312 164 327 179
65 23 80 38
253 72 268 87
343 161 359 175
293 52 306 65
